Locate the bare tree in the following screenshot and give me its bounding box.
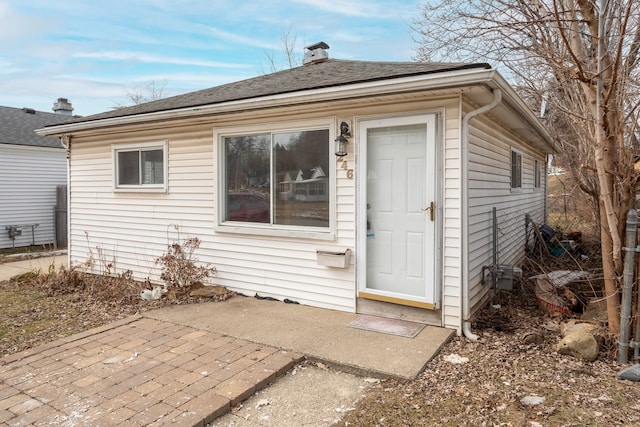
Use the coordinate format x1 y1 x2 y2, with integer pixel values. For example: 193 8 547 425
414 0 640 334
261 28 302 73
113 79 168 109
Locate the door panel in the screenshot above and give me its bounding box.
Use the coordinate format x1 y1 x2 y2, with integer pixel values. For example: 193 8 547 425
358 115 437 307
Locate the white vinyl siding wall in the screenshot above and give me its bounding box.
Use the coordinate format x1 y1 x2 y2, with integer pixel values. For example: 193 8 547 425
466 114 547 313
68 118 356 312
0 144 66 249
63 89 550 333
440 99 465 331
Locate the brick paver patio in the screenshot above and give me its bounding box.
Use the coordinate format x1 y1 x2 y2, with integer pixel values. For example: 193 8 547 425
0 315 302 426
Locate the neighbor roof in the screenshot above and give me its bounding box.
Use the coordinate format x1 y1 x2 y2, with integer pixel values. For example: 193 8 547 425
58 59 491 125
0 106 72 148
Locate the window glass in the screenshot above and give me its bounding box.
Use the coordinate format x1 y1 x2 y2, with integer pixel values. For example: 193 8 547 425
534 159 541 188
118 151 140 185
274 130 329 227
115 145 165 189
511 149 522 189
222 128 330 228
142 149 164 184
224 134 271 223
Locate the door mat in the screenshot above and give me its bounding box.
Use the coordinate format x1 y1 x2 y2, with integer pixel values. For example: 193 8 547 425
347 315 425 338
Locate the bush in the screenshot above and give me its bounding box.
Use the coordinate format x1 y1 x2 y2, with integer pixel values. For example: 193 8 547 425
155 237 216 291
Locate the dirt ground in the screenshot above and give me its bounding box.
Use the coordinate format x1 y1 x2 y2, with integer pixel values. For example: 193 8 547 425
2 251 640 426
210 362 374 426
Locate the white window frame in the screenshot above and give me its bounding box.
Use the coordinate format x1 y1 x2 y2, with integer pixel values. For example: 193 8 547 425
112 140 168 192
213 118 337 240
510 147 523 191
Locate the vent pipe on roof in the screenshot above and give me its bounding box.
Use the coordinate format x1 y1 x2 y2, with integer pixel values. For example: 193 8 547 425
303 42 329 65
53 97 74 115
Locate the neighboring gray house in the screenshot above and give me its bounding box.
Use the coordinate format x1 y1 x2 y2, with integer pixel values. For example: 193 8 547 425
0 99 74 249
39 45 556 336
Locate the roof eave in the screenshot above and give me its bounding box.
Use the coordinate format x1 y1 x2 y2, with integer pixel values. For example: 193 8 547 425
35 67 556 152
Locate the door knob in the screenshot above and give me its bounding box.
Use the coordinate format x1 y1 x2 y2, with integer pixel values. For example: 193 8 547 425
422 201 435 221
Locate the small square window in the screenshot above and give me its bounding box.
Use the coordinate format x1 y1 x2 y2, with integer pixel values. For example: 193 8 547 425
511 148 523 189
113 142 166 191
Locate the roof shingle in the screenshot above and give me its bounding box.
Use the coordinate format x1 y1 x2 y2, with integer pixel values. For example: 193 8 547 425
63 59 491 125
0 106 72 148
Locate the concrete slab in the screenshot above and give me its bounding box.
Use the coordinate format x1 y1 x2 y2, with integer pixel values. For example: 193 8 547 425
0 254 68 281
145 297 454 379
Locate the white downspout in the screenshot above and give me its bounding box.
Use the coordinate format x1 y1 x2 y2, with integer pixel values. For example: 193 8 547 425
60 135 71 266
460 88 502 340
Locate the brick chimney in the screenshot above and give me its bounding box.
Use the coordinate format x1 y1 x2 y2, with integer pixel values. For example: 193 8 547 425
52 97 74 115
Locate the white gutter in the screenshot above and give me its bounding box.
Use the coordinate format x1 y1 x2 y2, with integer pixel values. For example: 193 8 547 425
460 88 502 341
36 68 554 152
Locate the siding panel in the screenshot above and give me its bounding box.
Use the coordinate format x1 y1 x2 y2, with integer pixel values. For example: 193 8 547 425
68 120 356 312
466 113 547 314
0 145 67 249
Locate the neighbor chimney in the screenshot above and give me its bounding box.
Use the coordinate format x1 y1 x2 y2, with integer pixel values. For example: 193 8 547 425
52 97 73 115
303 42 329 65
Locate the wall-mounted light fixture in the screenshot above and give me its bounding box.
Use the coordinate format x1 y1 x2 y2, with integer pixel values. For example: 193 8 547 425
334 121 351 158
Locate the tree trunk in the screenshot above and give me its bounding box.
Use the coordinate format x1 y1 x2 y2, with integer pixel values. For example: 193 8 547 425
600 198 621 335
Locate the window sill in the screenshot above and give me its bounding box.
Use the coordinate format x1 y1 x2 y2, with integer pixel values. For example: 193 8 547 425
214 224 336 241
113 187 167 193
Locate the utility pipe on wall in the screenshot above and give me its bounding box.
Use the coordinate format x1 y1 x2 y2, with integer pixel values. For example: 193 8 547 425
460 88 502 341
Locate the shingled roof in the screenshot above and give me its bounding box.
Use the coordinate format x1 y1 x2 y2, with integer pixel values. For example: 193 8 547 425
61 59 491 125
0 106 72 148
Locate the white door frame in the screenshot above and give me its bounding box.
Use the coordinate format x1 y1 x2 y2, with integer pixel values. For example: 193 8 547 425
356 113 441 309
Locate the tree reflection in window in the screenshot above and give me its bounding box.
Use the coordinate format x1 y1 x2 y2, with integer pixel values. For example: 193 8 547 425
223 129 329 228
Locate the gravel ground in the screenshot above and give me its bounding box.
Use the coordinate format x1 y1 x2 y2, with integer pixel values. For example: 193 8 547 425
210 362 374 426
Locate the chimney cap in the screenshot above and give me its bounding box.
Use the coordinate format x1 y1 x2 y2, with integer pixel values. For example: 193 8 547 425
303 41 330 65
305 41 329 51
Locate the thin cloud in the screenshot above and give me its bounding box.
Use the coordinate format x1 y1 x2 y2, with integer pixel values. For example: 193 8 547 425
205 27 280 50
73 51 249 69
292 0 413 18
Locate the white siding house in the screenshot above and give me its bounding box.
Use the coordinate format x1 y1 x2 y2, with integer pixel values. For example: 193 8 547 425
0 104 71 250
38 45 555 335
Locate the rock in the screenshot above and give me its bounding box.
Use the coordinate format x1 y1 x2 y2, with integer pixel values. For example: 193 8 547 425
617 365 640 381
560 319 600 337
523 332 545 345
255 399 270 410
521 395 545 406
443 353 469 364
556 331 599 361
190 285 229 297
542 320 561 333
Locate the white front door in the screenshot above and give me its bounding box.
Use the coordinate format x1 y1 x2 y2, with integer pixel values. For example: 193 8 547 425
358 114 438 309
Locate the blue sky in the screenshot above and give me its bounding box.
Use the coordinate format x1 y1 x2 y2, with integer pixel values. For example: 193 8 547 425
0 0 422 116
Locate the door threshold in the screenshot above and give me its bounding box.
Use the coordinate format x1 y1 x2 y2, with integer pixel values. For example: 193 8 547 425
358 291 435 310
356 297 441 326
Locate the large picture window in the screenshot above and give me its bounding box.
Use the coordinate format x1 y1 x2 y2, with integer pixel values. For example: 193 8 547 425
222 127 330 229
113 141 167 190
